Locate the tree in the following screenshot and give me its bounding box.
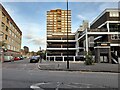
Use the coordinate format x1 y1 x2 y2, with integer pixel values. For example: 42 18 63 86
84 51 94 65
0 41 7 48
36 50 46 60
31 51 35 56
36 51 42 55
0 41 7 52
23 46 29 55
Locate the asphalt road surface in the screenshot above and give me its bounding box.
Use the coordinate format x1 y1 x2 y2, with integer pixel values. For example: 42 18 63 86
2 59 119 89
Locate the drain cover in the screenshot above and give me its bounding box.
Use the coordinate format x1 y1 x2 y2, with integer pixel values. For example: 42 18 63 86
30 82 105 90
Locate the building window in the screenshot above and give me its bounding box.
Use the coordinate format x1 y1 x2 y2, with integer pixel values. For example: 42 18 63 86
5 35 8 40
9 37 11 42
9 29 12 35
15 35 16 38
6 26 8 32
1 22 5 28
10 22 12 27
2 13 5 18
12 32 14 37
110 11 119 17
110 23 120 32
7 18 9 23
12 40 14 43
57 28 61 29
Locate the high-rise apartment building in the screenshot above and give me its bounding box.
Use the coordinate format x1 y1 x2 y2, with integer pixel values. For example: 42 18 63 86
47 9 71 35
0 4 22 61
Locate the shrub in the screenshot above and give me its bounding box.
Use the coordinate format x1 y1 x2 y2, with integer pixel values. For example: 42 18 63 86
84 51 94 65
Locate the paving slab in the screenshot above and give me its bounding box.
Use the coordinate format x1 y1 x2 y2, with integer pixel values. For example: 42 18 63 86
38 61 120 73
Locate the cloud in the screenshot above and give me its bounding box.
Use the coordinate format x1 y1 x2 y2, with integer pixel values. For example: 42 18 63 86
24 34 34 39
22 22 46 46
25 34 46 45
99 2 118 12
30 37 45 45
77 14 86 20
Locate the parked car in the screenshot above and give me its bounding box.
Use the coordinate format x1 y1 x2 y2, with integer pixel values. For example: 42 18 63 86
14 57 20 61
19 56 24 60
4 56 14 62
30 56 40 63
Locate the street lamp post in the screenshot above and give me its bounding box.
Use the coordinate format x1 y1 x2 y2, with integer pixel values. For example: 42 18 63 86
39 46 42 63
66 0 69 69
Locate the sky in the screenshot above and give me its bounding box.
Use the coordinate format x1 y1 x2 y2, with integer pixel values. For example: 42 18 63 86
1 1 118 52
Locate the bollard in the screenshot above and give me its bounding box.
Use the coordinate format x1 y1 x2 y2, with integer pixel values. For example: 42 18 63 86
58 64 59 68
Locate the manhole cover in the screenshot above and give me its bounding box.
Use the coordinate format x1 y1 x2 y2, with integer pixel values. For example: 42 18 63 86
30 82 105 90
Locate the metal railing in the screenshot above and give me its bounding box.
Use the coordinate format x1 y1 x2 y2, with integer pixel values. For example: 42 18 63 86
88 29 108 32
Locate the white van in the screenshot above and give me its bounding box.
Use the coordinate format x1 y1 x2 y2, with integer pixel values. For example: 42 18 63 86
4 56 13 62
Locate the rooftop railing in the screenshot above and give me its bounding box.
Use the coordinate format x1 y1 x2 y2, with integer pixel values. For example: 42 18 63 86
88 29 108 32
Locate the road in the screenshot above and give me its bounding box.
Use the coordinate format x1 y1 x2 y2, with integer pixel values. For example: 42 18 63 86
2 59 118 89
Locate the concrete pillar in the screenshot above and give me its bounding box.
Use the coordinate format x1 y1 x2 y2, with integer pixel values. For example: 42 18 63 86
63 56 64 62
74 56 75 62
46 53 47 60
75 32 79 56
61 45 62 48
115 51 117 56
95 48 100 63
48 57 50 61
118 58 120 64
54 56 55 61
95 49 97 63
85 29 88 53
108 48 111 63
107 22 110 32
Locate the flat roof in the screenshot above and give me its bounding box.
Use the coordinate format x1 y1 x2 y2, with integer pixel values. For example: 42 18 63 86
90 8 120 26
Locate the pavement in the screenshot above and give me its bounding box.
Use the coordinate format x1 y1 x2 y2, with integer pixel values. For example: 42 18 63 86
2 59 119 89
38 60 120 73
